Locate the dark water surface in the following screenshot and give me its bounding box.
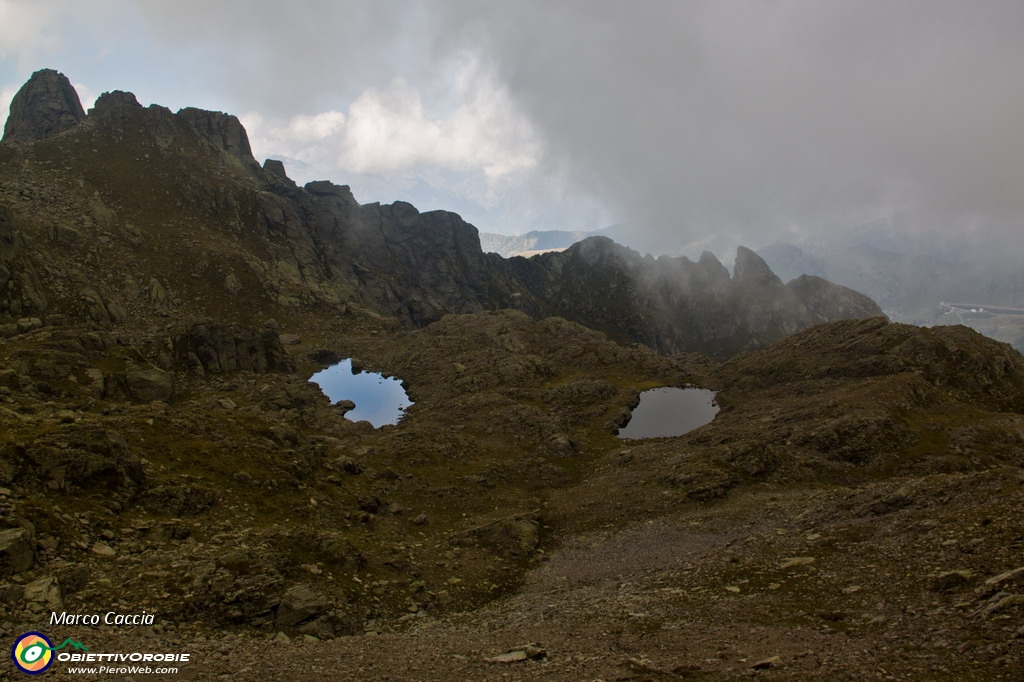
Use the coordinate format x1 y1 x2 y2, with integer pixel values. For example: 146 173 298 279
310 359 413 427
617 387 718 439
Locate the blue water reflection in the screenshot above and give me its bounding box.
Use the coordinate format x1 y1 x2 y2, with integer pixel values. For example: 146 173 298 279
310 359 413 427
617 387 718 439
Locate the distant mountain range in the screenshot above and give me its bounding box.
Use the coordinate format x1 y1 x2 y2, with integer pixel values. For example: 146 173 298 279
481 224 1024 352
757 242 1024 351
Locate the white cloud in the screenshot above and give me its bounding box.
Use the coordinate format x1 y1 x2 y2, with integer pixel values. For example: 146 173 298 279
73 81 97 111
341 59 539 179
0 82 17 130
243 56 540 208
0 1 62 67
241 110 348 184
341 78 440 174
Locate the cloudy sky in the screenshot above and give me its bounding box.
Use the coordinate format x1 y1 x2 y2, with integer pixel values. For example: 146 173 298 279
2 0 1023 257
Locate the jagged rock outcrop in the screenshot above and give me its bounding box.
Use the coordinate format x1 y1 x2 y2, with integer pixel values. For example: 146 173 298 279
172 323 296 376
263 158 290 181
91 89 142 115
786 273 885 323
733 245 783 287
177 107 262 174
696 250 732 291
505 237 882 357
1 69 85 143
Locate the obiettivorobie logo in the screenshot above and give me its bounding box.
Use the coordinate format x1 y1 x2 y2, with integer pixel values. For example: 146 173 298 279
11 631 191 676
11 632 88 675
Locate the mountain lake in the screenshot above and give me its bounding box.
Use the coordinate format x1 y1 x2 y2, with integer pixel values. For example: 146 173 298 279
310 359 413 427
617 387 719 439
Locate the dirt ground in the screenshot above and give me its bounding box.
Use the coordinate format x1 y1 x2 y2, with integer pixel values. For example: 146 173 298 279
33 472 1023 682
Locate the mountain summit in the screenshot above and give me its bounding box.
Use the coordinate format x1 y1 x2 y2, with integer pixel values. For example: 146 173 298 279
2 68 86 144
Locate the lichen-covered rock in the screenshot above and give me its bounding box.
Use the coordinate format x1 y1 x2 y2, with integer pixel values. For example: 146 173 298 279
143 485 217 517
10 427 145 494
22 575 62 610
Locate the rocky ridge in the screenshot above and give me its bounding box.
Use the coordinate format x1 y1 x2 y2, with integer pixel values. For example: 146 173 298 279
0 69 879 358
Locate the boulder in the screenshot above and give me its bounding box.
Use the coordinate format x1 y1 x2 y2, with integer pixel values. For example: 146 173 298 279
275 583 330 629
451 513 540 559
23 575 63 611
125 367 174 402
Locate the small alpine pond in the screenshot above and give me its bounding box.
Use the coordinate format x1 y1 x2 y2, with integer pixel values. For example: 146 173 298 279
309 359 413 428
616 387 718 439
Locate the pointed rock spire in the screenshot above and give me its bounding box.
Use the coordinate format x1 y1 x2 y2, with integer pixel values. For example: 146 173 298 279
2 69 86 143
733 245 783 287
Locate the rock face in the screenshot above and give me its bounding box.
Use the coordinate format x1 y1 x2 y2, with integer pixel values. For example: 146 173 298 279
177 107 261 173
0 203 47 317
172 323 296 376
2 69 86 143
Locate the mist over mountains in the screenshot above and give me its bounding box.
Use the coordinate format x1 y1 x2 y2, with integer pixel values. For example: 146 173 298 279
481 223 1024 353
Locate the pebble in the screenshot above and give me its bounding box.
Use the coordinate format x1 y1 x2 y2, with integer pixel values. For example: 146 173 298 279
751 656 780 670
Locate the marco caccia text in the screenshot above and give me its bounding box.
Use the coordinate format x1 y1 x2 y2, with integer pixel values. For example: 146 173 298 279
50 611 156 626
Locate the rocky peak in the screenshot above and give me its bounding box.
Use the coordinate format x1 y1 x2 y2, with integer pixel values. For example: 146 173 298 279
733 245 783 287
567 236 638 266
263 159 297 192
90 90 143 116
2 68 86 144
175 107 260 172
696 250 731 288
263 159 289 180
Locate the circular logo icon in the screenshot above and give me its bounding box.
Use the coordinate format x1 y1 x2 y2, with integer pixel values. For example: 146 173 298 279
11 632 54 675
